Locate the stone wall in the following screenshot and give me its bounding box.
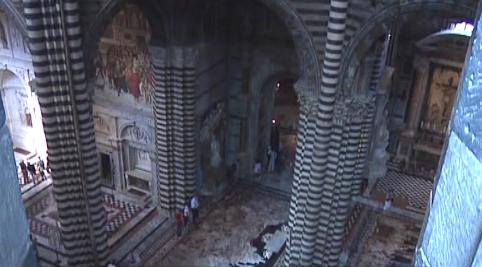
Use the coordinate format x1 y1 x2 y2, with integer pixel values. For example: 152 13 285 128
415 3 482 266
0 11 45 157
0 77 36 267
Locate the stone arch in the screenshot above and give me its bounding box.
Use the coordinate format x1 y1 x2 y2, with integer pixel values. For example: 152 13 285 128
119 123 155 147
0 1 26 37
0 69 25 128
0 69 28 90
83 0 168 79
338 1 476 96
255 0 321 101
85 0 321 102
0 69 45 154
0 69 31 130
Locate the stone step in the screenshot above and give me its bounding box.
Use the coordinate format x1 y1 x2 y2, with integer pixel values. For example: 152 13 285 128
36 241 66 267
109 210 169 265
239 180 291 201
22 178 51 202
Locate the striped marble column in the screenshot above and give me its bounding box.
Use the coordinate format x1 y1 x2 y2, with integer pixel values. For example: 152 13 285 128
313 100 363 266
151 46 197 212
294 0 349 266
23 0 108 265
285 86 317 266
319 103 349 266
330 104 363 265
352 98 374 197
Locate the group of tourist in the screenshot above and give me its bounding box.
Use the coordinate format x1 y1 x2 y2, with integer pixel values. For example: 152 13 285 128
18 155 49 185
254 144 296 178
176 195 200 237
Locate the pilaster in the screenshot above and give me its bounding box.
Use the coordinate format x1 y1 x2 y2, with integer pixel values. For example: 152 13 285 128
23 0 108 265
150 45 198 212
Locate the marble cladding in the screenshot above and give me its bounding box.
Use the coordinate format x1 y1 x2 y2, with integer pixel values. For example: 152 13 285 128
418 133 482 266
0 99 37 267
416 7 482 267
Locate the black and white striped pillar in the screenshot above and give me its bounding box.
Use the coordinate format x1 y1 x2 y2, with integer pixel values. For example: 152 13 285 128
151 46 197 212
291 0 349 265
285 87 317 266
23 0 108 265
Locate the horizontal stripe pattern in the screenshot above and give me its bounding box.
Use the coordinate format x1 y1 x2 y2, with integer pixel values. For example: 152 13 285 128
151 46 197 212
23 0 108 266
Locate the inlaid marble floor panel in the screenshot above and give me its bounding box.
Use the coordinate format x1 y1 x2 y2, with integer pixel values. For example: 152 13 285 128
375 170 432 210
26 187 143 241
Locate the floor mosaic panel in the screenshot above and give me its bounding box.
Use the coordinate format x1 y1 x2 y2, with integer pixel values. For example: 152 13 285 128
375 170 432 210
27 190 143 240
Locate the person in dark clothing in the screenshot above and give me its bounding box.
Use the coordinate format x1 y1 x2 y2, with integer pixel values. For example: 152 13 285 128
27 162 36 183
19 160 28 184
46 154 51 173
270 124 280 153
175 209 183 237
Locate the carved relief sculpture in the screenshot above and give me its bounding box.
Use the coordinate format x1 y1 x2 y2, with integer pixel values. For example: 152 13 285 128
0 20 8 48
199 103 226 195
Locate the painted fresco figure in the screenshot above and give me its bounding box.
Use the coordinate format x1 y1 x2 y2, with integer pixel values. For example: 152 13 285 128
127 66 141 100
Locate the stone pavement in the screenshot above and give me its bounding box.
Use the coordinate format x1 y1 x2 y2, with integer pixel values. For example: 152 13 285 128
350 213 421 267
25 186 157 266
147 187 290 267
374 170 432 211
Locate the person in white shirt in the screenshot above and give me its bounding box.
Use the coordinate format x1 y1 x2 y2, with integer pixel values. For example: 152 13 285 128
183 203 190 226
191 195 199 225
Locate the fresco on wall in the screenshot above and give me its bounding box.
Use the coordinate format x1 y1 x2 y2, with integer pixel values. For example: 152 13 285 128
423 65 461 133
95 5 154 105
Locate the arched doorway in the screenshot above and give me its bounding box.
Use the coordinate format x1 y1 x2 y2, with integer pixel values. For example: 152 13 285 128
0 69 47 188
254 77 300 192
86 0 320 205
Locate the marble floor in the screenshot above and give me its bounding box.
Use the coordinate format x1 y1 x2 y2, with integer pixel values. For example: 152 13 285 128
152 188 290 267
352 214 421 267
26 187 148 251
375 170 432 211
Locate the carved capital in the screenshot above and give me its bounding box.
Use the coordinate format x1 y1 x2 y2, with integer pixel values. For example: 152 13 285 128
295 80 317 113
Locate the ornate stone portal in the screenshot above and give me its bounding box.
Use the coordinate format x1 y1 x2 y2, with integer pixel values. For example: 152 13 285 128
199 102 226 195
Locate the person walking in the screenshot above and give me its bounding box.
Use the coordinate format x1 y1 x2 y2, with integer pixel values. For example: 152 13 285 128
37 157 46 181
46 154 51 173
191 195 199 225
19 160 28 185
175 209 183 237
27 162 36 184
384 189 394 210
183 203 190 227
